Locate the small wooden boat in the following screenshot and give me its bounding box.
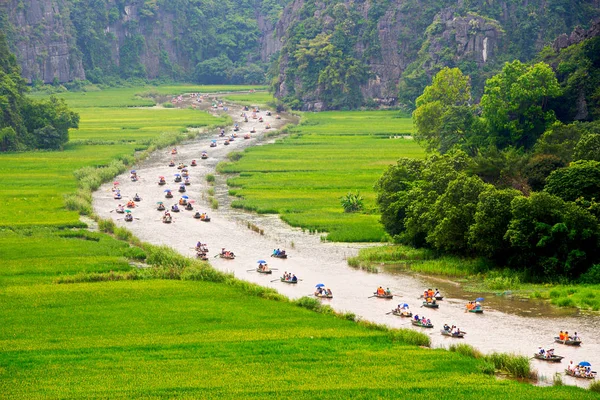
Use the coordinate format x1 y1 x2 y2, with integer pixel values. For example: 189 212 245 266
200 216 211 222
220 253 235 260
165 193 173 198
422 301 439 308
197 253 208 261
392 310 412 318
256 268 272 275
411 320 433 328
124 214 133 222
554 337 582 346
162 216 172 224
157 205 165 211
565 369 596 379
271 253 287 259
191 160 197 166
420 295 443 301
115 208 125 214
158 180 166 186
441 329 465 338
533 353 564 362
280 278 298 284
468 308 483 313
201 154 208 160
315 293 333 299
210 142 217 147
244 134 251 139
373 293 393 299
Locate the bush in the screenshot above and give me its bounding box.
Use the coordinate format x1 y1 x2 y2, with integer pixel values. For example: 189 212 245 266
206 174 215 183
340 191 364 213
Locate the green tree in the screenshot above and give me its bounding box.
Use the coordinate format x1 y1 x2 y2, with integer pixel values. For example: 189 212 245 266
573 134 600 161
428 174 489 252
480 61 562 150
468 187 522 259
522 154 565 192
413 67 474 153
505 192 600 280
375 158 424 236
545 160 600 202
22 96 79 150
194 56 234 84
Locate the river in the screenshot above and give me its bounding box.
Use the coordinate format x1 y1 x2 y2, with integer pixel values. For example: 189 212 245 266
92 94 599 388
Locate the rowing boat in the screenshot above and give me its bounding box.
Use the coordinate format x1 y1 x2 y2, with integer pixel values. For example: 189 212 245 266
565 369 596 379
554 337 582 346
392 310 412 317
256 268 272 274
441 329 465 338
411 320 433 328
373 293 393 299
315 293 333 299
422 301 439 308
468 308 483 313
533 354 564 362
280 278 297 284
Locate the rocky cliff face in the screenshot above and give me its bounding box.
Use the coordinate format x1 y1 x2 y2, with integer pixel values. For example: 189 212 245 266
2 0 284 83
553 18 600 52
3 0 85 83
273 0 600 110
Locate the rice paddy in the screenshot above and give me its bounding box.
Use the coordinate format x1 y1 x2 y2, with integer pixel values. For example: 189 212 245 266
220 111 423 241
0 86 594 398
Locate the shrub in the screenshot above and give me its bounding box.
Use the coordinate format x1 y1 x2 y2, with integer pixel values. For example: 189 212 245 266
340 191 364 213
206 174 215 183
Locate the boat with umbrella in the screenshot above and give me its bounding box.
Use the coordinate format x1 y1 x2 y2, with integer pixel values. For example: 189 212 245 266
565 361 596 379
391 304 412 317
255 260 272 274
314 283 332 298
466 298 484 313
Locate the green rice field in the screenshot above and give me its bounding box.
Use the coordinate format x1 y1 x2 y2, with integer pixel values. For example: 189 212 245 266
0 85 230 227
0 86 594 398
221 91 276 107
221 111 423 241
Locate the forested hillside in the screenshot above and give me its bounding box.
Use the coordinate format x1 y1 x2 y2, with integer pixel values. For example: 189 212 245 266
0 0 290 85
376 31 600 283
2 0 599 110
272 0 600 110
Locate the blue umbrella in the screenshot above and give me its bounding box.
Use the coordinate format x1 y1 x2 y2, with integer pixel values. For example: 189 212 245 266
315 283 325 288
476 297 485 302
211 139 216 143
399 303 409 308
182 195 189 199
579 361 592 367
257 260 266 264
130 170 136 173
174 173 181 176
164 189 172 192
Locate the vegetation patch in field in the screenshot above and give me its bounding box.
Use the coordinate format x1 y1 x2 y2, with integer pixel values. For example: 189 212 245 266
221 111 423 241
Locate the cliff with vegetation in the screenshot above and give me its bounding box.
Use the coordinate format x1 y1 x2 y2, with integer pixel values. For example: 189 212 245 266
272 0 600 110
0 0 290 85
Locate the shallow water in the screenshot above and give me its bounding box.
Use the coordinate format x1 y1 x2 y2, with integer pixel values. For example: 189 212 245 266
93 96 599 388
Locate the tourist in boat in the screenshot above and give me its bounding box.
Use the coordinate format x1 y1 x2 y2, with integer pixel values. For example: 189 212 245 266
434 289 440 298
564 331 570 340
547 348 554 357
385 288 392 295
291 274 297 282
377 286 384 295
427 288 434 298
558 330 565 340
444 324 451 332
326 288 332 296
414 314 419 321
116 205 124 213
567 360 574 372
538 347 545 356
572 332 580 341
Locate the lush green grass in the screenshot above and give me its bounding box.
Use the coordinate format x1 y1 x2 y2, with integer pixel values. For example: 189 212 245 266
221 91 276 107
348 245 488 277
221 111 422 241
1 278 593 399
0 87 227 227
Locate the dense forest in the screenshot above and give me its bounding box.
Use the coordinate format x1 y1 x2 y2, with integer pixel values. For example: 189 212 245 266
2 1 600 110
0 31 78 150
376 33 600 282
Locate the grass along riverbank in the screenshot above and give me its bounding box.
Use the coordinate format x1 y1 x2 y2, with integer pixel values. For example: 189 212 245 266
220 110 423 242
349 245 600 312
0 86 595 397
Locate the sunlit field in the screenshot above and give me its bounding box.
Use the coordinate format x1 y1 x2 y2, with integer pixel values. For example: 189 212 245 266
222 111 422 241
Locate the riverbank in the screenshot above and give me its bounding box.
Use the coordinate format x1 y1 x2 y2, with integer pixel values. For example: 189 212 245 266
349 245 600 313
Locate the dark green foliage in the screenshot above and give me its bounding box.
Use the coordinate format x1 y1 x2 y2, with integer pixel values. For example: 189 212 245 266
0 30 78 150
573 133 600 161
340 191 364 213
523 154 565 192
545 160 600 202
505 192 600 280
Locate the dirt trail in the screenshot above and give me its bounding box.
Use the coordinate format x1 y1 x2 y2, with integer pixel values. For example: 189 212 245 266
93 94 598 388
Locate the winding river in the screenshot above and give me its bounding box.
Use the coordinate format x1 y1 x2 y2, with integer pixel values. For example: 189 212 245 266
92 94 599 388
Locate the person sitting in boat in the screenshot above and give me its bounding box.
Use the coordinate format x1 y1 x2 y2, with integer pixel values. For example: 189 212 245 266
546 348 554 357
564 331 570 340
169 160 175 167
171 204 179 212
413 314 419 321
385 288 392 295
291 274 297 282
326 288 332 296
427 288 434 298
164 211 171 217
266 111 272 116
377 286 384 295
116 205 125 213
179 198 187 205
434 289 440 298
538 347 545 356
572 332 580 341
443 324 451 332
585 367 593 378
133 193 141 201
185 203 193 210
451 326 459 335
567 360 574 372
127 200 136 208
